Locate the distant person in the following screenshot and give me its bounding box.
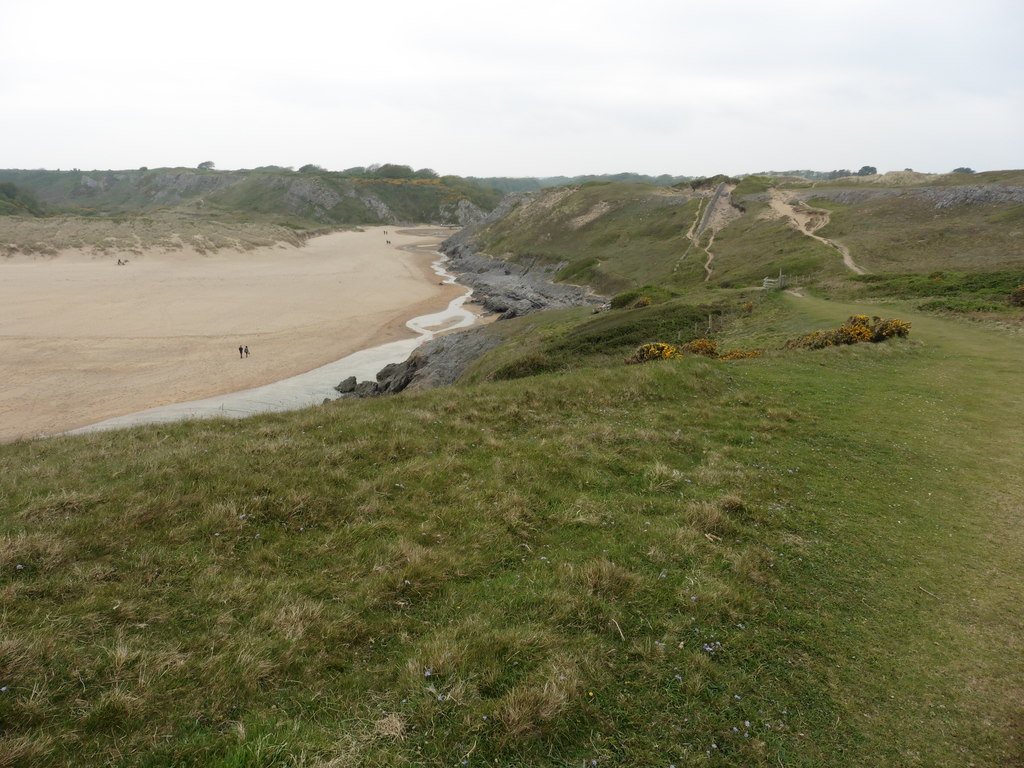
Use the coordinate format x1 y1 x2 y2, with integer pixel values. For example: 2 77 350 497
239 345 244 359
244 345 250 358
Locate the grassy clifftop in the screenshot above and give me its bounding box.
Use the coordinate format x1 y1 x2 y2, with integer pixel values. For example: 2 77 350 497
2 294 1022 766
0 167 502 256
463 172 1024 299
0 168 502 229
3 169 1024 766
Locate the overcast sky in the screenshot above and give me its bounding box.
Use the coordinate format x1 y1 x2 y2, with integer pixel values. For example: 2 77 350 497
2 0 1021 177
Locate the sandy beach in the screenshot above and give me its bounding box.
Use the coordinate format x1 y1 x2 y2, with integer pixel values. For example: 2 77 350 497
0 226 465 441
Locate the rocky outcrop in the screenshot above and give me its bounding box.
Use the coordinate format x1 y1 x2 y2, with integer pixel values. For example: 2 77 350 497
439 198 487 226
359 193 396 222
440 248 601 318
439 194 604 319
285 178 343 218
335 325 506 398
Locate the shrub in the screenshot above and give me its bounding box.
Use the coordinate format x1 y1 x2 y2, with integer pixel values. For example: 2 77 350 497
917 299 1004 313
871 317 912 340
786 315 911 349
1010 285 1024 307
492 353 561 380
626 342 679 364
680 338 719 357
627 338 761 364
609 285 674 309
610 289 644 309
633 296 651 308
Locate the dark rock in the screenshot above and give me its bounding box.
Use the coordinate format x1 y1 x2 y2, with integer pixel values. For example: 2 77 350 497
375 356 425 394
354 381 379 397
437 192 605 320
334 376 358 393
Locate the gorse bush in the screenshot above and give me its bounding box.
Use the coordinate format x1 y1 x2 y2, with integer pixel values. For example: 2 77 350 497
680 338 719 358
626 342 679 364
786 315 911 350
718 348 763 361
1011 285 1024 307
627 338 762 364
609 285 675 309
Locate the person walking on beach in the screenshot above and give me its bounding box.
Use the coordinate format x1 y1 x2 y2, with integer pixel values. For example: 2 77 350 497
239 345 244 359
244 345 250 358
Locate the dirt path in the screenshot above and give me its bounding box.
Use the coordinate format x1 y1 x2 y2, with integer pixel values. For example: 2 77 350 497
767 189 866 274
702 232 716 282
676 183 739 281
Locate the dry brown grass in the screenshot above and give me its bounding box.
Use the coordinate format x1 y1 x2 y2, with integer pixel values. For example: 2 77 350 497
575 557 642 597
0 213 303 257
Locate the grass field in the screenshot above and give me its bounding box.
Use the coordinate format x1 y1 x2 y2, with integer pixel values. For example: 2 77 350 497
2 291 1021 766
476 183 704 295
811 196 1024 274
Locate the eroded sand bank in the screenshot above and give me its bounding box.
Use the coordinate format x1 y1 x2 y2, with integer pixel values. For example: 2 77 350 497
0 226 464 441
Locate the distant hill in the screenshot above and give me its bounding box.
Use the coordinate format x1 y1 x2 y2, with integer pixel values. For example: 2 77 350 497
0 167 503 228
449 171 1024 294
0 181 45 216
468 172 694 193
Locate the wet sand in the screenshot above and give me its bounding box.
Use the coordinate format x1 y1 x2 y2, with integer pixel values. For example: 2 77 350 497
0 226 464 441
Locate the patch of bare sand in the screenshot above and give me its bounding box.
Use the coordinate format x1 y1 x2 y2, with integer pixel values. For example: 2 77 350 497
0 226 467 441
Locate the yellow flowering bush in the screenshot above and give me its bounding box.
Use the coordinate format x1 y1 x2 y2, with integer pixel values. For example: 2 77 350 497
628 338 763 364
871 317 912 340
680 338 719 357
719 349 762 361
633 296 652 308
786 315 911 349
626 342 680 364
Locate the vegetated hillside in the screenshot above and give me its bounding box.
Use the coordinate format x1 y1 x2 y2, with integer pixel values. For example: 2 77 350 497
3 168 1024 766
468 172 694 193
0 182 46 216
771 183 1024 274
3 290 1022 767
0 167 502 228
458 171 1024 303
461 182 708 295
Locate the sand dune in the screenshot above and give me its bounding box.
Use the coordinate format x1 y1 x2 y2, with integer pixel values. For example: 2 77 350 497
0 226 464 441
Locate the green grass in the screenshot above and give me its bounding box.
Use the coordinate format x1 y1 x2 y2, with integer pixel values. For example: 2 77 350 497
4 171 1024 766
0 169 502 237
470 297 747 381
477 184 704 294
701 205 845 287
851 269 1024 300
812 196 1024 273
0 182 46 216
2 293 1022 766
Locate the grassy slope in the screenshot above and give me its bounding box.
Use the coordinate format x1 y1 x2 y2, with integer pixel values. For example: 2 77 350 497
0 169 502 231
700 201 844 288
477 183 703 295
2 295 1022 767
473 176 1024 298
812 195 1024 274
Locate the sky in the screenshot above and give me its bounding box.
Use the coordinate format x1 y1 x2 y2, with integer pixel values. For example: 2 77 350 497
1 0 1021 178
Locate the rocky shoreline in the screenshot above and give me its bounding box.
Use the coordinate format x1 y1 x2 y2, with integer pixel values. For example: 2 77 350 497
337 206 605 398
